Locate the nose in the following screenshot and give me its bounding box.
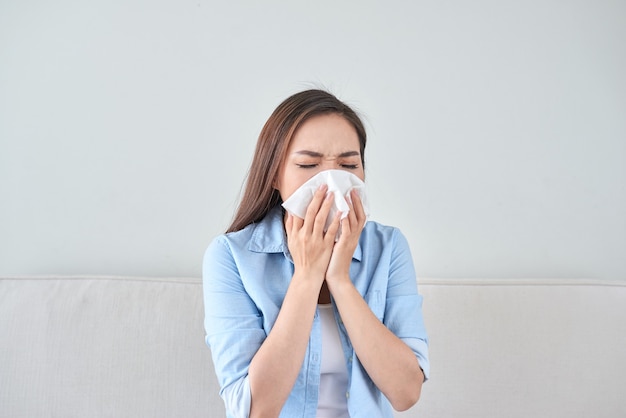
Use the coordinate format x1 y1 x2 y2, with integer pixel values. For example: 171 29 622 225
320 158 342 171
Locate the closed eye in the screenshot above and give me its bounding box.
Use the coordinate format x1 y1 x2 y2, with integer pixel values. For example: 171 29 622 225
296 164 318 169
341 164 359 169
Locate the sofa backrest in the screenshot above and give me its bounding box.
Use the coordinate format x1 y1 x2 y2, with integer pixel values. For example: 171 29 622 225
412 278 626 418
1 276 624 418
1 276 221 418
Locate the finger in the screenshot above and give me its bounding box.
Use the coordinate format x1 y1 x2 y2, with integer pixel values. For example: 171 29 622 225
291 211 304 231
344 191 358 227
284 211 295 240
324 210 342 243
303 184 328 231
313 191 335 236
339 215 350 239
285 211 293 232
350 189 367 226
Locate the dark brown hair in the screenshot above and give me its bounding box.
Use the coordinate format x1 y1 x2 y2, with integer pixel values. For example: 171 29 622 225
226 89 367 233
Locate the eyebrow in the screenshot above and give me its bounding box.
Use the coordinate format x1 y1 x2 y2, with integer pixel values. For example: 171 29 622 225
293 150 361 158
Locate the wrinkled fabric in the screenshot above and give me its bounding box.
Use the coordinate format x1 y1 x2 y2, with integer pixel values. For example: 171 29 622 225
203 206 429 418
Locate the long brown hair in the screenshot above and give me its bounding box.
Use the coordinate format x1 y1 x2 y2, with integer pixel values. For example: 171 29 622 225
227 89 367 233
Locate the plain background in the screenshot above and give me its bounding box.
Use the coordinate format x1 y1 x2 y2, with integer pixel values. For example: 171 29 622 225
1 0 625 281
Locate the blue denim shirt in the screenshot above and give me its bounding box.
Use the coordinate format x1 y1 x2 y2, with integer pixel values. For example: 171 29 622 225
203 206 429 418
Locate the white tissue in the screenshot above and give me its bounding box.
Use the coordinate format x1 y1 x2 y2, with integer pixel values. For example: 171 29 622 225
281 169 370 234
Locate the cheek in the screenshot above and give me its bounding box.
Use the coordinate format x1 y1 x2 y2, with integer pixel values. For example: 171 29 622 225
277 176 301 201
353 167 365 182
280 171 321 200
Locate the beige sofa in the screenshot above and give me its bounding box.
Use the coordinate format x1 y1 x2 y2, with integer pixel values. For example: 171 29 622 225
1 275 624 417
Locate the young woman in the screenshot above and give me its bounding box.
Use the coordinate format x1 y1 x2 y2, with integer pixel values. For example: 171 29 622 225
203 89 429 418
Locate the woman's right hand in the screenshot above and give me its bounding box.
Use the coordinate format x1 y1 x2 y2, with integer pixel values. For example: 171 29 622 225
284 184 341 285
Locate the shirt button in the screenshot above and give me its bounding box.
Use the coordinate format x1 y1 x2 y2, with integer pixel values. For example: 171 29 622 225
346 391 350 399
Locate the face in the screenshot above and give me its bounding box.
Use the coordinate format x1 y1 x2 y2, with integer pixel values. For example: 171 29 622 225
274 113 365 201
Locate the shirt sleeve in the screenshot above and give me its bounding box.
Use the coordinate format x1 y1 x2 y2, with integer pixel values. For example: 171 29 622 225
383 228 430 381
203 236 266 417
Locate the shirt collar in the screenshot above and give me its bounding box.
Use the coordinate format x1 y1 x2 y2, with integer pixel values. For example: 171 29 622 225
248 205 362 261
248 206 288 254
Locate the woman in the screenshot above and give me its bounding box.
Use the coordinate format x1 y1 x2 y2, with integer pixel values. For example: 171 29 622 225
203 89 429 418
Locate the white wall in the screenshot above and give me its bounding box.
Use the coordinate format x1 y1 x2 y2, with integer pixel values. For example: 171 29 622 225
1 0 624 280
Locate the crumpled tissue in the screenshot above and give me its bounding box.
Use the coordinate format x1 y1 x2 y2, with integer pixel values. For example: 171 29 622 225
281 169 370 237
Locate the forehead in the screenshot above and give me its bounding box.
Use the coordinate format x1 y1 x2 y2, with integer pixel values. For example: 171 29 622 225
288 113 360 153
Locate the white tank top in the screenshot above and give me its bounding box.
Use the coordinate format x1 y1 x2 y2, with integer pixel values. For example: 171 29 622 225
317 304 350 418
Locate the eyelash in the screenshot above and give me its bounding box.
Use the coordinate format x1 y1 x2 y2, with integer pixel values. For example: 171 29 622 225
296 164 359 169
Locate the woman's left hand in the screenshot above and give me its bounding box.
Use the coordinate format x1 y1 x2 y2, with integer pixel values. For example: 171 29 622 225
325 189 367 286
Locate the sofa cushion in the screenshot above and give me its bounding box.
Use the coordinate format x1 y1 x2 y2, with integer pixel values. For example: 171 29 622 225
411 278 626 418
0 276 222 418
1 276 625 418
